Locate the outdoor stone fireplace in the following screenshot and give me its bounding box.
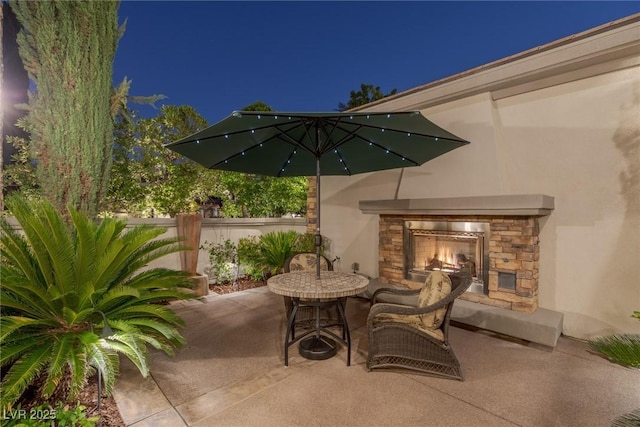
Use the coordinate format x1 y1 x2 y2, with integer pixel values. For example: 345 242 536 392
360 195 554 313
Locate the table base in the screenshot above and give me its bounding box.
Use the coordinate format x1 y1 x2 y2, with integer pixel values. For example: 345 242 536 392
299 336 337 360
284 298 351 367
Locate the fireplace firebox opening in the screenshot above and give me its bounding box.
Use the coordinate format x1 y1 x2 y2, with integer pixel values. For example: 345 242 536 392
403 221 490 294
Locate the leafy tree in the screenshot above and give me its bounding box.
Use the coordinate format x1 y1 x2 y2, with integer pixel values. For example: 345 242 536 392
107 105 221 217
0 195 195 408
214 101 307 217
9 1 128 219
337 83 398 111
241 100 272 112
218 173 307 218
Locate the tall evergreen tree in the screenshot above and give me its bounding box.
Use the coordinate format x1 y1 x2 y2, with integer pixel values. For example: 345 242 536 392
10 0 123 218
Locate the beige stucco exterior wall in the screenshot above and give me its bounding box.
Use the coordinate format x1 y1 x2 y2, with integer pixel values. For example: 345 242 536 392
319 20 640 339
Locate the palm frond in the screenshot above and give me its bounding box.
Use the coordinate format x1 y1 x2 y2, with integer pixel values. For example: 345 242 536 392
0 343 52 408
64 339 90 400
110 305 185 327
0 336 47 366
42 334 76 397
0 219 48 289
612 408 640 427
588 334 640 369
0 291 51 319
8 197 76 297
1 196 193 407
0 317 54 343
88 344 119 395
104 334 150 378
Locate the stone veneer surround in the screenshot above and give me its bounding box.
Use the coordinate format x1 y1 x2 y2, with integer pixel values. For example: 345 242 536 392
379 215 540 313
360 195 554 314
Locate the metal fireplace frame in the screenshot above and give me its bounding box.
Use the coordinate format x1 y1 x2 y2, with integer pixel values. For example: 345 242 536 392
403 220 490 294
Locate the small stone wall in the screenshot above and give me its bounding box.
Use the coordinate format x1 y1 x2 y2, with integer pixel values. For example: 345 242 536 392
379 215 540 313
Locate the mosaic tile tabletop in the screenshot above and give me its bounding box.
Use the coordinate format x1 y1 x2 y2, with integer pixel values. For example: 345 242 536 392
267 271 370 299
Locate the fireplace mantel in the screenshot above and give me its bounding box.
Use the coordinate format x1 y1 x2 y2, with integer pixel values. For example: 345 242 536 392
359 194 554 216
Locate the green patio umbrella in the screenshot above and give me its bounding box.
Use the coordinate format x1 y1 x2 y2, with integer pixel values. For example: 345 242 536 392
165 111 470 278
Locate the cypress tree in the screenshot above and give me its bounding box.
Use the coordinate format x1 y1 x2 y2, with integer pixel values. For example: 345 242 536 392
10 0 122 218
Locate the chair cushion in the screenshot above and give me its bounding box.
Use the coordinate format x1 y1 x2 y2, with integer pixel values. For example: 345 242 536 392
418 271 452 330
287 253 330 272
372 271 452 342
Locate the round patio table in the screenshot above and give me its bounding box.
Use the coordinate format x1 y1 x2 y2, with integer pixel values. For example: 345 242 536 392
267 271 370 366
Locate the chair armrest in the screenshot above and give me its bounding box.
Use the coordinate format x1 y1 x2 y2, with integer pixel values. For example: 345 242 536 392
369 292 456 319
368 272 473 320
371 287 421 305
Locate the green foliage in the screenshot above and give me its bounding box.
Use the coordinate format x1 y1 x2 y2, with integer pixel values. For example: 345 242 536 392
201 239 237 283
0 196 196 409
235 231 330 277
215 100 307 218
237 236 265 280
255 231 299 275
218 173 307 218
588 312 640 369
338 83 398 111
612 408 640 427
242 100 272 112
107 105 220 217
10 0 124 218
49 402 99 427
3 133 39 197
292 232 329 254
106 104 307 218
588 335 640 369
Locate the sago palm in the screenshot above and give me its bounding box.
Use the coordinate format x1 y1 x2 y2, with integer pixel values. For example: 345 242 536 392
0 196 196 408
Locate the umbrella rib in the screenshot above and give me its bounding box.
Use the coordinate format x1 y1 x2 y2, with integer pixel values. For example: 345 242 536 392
272 123 319 157
206 122 312 169
342 120 467 144
277 148 300 177
207 141 267 169
169 120 303 147
333 149 352 175
326 121 422 166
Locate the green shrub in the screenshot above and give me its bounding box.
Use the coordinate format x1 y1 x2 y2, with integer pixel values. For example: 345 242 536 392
201 239 237 283
235 231 331 278
292 232 329 254
256 230 299 275
237 236 264 280
0 196 196 409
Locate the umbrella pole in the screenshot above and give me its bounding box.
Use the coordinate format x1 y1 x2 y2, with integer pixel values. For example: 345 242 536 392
315 157 322 279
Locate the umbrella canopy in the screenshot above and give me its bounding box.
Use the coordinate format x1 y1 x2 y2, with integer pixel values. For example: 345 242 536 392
166 111 469 177
165 111 470 277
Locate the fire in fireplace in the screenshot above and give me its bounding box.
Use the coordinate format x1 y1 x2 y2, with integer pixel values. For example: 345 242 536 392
403 221 489 294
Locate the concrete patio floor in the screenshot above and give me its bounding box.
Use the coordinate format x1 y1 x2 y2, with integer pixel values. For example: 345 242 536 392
113 286 639 426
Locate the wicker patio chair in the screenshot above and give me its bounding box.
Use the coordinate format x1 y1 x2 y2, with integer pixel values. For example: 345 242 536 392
283 253 344 339
366 271 472 380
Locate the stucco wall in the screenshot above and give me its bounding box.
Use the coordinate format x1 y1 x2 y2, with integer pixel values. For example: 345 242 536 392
125 217 307 272
320 65 640 339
